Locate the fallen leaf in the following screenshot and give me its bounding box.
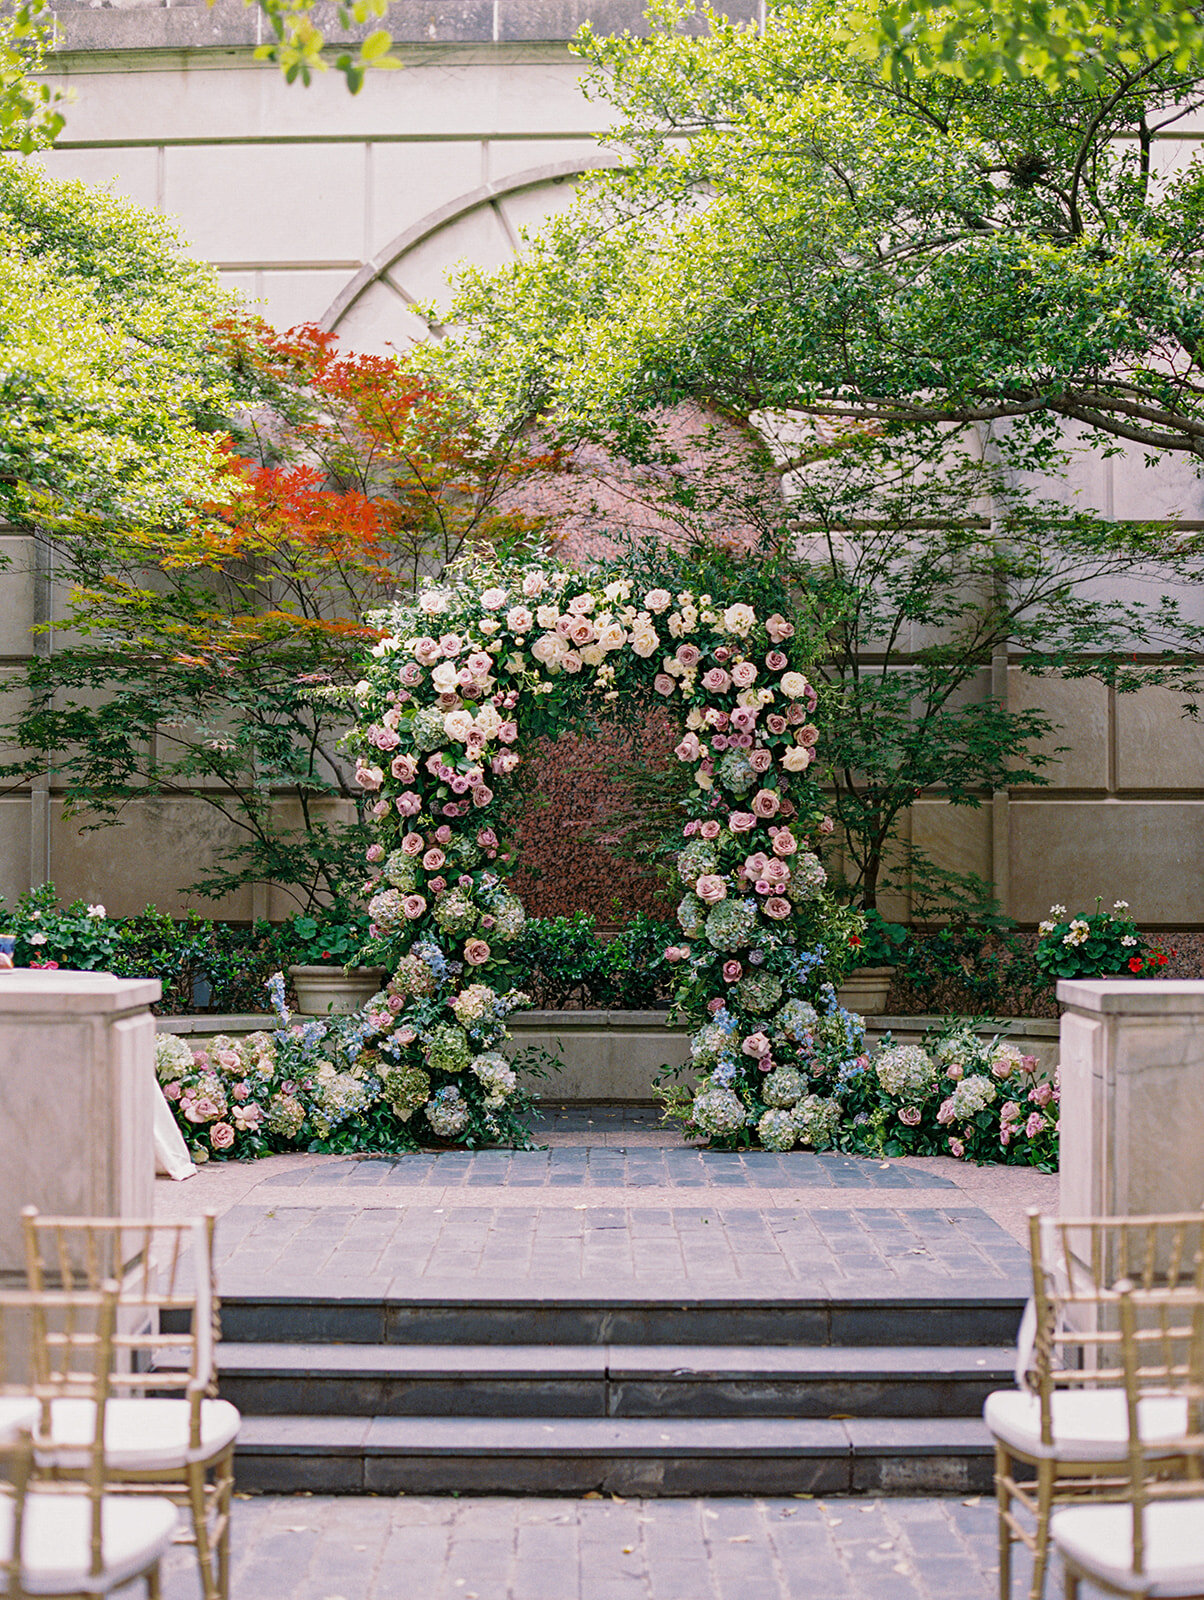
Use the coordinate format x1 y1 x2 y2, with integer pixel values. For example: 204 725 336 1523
728 1536 751 1544
622 1547 635 1554
583 1491 603 1500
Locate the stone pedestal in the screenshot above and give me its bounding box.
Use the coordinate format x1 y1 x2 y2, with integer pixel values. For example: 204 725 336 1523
0 971 161 1279
1058 979 1204 1221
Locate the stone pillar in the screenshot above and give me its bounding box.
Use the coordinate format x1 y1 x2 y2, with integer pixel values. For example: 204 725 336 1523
1058 979 1204 1220
0 971 162 1279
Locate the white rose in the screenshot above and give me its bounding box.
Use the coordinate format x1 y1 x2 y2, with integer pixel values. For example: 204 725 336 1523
631 629 660 658
443 709 475 742
722 603 756 636
644 589 672 612
431 661 459 693
536 605 561 629
475 703 502 738
597 623 626 651
780 671 809 699
480 587 507 610
782 745 813 771
419 588 452 615
579 644 607 667
531 633 568 666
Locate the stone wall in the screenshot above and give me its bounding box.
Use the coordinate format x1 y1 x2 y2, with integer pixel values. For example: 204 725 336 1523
2 1 1200 927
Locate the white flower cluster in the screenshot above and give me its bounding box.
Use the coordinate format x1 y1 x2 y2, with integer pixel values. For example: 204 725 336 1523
875 1044 937 1098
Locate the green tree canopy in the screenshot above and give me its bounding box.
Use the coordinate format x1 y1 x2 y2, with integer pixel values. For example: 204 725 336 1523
448 0 1204 463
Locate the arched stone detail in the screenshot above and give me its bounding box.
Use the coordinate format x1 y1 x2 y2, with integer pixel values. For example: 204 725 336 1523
320 157 621 342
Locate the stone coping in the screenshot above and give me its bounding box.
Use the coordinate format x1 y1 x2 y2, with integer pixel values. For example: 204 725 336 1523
0 969 161 1014
1057 978 1204 1014
156 1007 1059 1035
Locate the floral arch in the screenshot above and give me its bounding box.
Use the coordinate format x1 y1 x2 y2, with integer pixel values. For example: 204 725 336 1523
343 554 867 1152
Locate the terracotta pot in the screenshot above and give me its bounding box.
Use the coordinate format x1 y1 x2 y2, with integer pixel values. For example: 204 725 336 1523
287 964 387 1016
835 965 896 1016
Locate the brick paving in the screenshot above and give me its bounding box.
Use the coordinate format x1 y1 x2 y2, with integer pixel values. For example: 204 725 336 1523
162 1493 1052 1600
213 1197 1031 1295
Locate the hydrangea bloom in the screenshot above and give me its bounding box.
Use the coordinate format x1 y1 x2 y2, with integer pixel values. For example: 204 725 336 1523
425 1022 472 1074
875 1045 937 1098
793 1094 842 1150
434 889 477 937
757 1107 797 1151
692 1087 749 1137
732 970 783 1015
704 897 757 951
426 1085 469 1138
382 1064 430 1120
950 1073 997 1118
762 1065 806 1107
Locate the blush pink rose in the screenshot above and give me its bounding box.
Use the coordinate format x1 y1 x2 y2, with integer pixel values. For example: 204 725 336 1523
1025 1112 1047 1138
771 829 797 856
654 674 676 696
422 849 446 872
675 732 702 762
948 1138 966 1158
722 960 742 982
664 945 689 963
478 829 498 849
752 789 780 818
402 894 427 919
569 618 596 646
711 735 730 752
700 820 721 840
366 843 385 862
731 660 757 688
749 748 773 773
898 1107 922 1127
497 721 518 744
683 820 700 837
676 644 701 669
395 792 422 817
356 761 384 791
210 1122 235 1150
429 877 447 895
399 662 424 686
492 750 520 775
763 897 791 920
162 1082 182 1101
819 816 835 835
507 606 533 633
371 799 390 819
702 667 732 694
472 786 494 808
765 614 795 644
402 832 424 856
765 650 788 671
729 812 756 833
766 714 788 735
464 939 491 966
744 852 771 877
730 706 758 734
695 874 727 904
741 1032 771 1059
413 637 440 664
435 825 452 844
798 724 820 747
480 587 507 610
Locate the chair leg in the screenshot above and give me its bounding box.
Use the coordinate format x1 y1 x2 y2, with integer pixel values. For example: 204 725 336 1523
1029 1458 1056 1600
1062 1561 1077 1600
187 1459 218 1600
995 1442 1013 1600
147 1559 163 1600
215 1445 234 1600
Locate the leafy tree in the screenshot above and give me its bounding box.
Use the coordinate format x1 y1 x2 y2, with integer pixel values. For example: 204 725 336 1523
448 0 1204 464
0 323 546 912
861 0 1204 93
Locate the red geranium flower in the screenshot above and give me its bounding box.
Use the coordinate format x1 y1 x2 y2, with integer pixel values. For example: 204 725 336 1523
1128 956 1144 973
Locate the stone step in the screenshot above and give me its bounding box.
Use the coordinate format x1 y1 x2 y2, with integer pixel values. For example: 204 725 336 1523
209 1289 1026 1348
213 1341 1014 1420
233 1413 996 1496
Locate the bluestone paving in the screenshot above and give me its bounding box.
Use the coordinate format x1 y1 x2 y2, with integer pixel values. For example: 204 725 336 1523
158 1495 1059 1600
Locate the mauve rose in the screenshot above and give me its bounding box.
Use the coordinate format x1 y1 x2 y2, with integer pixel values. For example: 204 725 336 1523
755 879 771 895
683 821 700 837
478 828 498 849
423 849 446 872
366 844 385 862
675 732 702 762
399 662 424 686
707 997 725 1014
492 750 520 775
396 791 422 816
450 776 470 795
654 674 676 696
749 748 773 774
472 785 494 808
711 710 730 731
765 614 795 644
752 789 780 818
729 812 756 832
1025 1112 1046 1138
744 851 770 877
819 816 835 835
763 897 791 920
210 1123 235 1151
1031 1082 1054 1107
798 724 820 747
948 1138 966 1158
402 894 427 919
898 1107 922 1127
465 939 491 966
765 650 788 671
700 820 721 840
731 660 758 688
730 706 758 733
356 761 384 791
370 725 400 752
387 994 404 1013
496 721 518 744
937 1099 956 1125
372 799 390 819
676 644 701 669
714 646 732 663
402 832 424 856
786 703 807 725
429 877 447 895
664 946 688 963
444 802 465 818
433 824 451 844
772 829 797 857
232 1082 250 1102
741 1032 771 1059
163 1082 182 1101
946 1065 964 1081
734 734 753 749
712 735 729 751
766 715 788 736
702 667 732 694
695 874 727 905
1021 1054 1040 1075
722 960 742 982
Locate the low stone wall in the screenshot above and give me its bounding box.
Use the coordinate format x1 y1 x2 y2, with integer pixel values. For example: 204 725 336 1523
159 1010 1060 1103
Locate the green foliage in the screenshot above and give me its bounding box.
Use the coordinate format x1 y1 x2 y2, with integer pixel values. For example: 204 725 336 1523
449 0 1204 465
0 7 64 153
512 912 678 1008
1033 898 1164 982
860 0 1204 93
893 925 1050 1017
286 911 372 967
848 908 909 967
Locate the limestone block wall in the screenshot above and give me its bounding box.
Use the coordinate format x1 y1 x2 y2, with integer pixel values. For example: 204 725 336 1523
1 0 1197 927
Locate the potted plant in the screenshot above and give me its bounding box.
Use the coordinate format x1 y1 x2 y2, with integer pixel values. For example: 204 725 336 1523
285 912 385 1014
836 911 909 1015
1032 898 1167 987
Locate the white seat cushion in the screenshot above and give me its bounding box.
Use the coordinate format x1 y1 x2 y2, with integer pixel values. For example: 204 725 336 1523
1052 1499 1204 1597
38 1396 241 1471
0 1397 38 1444
0 1491 178 1594
984 1387 1188 1462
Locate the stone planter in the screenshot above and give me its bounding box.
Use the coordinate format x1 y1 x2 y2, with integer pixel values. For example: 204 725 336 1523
288 965 386 1016
836 965 896 1015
